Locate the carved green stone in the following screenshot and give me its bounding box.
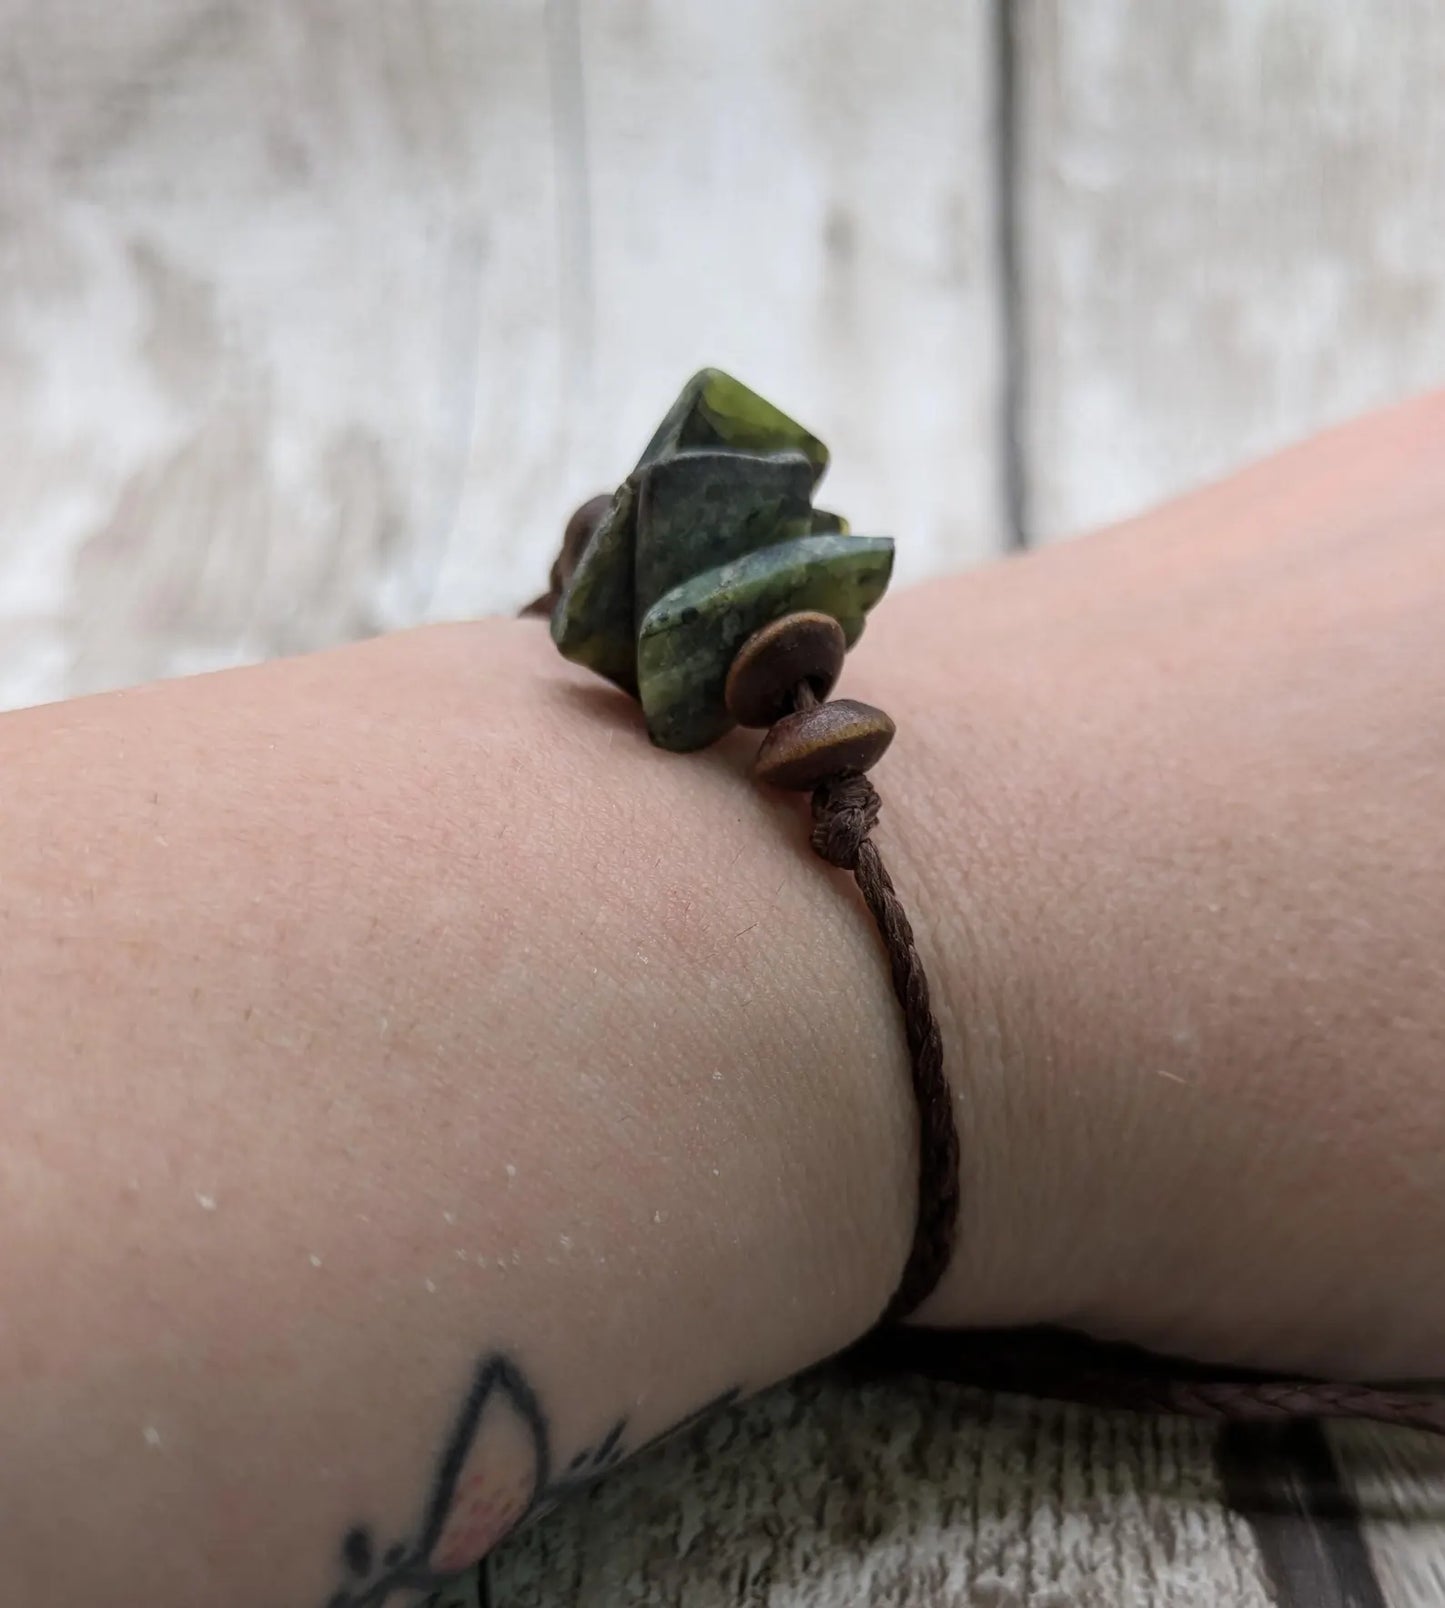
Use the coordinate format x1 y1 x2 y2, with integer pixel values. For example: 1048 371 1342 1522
634 448 817 622
548 369 893 751
636 535 895 752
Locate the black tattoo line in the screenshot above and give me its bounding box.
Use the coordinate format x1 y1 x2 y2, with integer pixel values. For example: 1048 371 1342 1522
320 1350 739 1607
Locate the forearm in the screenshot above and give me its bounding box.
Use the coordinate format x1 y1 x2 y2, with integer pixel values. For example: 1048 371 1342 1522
0 624 923 1606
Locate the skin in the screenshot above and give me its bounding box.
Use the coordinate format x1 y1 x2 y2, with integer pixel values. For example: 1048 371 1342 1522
0 392 1442 1603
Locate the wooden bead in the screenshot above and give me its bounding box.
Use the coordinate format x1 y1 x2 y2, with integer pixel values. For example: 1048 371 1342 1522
753 699 896 790
724 611 847 728
558 494 614 585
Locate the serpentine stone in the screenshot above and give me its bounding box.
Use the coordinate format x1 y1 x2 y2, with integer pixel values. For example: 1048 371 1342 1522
550 370 893 750
634 448 817 621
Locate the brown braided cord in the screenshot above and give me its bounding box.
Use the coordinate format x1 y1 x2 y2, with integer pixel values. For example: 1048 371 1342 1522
808 765 960 1324
850 1325 1445 1436
1078 1379 1445 1433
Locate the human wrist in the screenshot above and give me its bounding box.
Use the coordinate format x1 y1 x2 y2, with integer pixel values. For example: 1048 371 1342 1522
502 616 919 1370
835 583 1092 1335
513 593 1054 1343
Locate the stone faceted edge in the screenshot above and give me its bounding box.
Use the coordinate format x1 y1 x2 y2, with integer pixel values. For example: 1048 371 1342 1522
636 535 896 752
635 368 829 481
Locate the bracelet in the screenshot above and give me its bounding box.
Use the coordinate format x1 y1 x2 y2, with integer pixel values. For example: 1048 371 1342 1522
525 367 958 1324
526 369 1445 1435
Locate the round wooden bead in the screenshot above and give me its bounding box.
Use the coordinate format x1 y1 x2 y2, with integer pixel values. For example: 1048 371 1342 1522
558 493 614 584
724 611 847 728
753 699 896 790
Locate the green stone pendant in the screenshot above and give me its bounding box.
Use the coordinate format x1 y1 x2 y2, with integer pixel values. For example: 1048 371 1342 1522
550 369 894 752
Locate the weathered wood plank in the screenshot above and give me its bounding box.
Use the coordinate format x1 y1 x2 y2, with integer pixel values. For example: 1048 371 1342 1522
492 1372 1277 1607
1334 1424 1445 1608
0 0 564 702
1017 0 1445 542
1220 1422 1388 1608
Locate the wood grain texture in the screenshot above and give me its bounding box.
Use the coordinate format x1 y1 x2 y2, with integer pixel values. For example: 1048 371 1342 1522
1017 0 1445 542
0 0 556 702
492 1371 1277 1607
1221 1422 1388 1608
488 1383 1445 1607
1335 1425 1445 1607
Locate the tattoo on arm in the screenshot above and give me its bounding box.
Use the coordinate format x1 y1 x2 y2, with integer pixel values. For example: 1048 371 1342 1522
320 1351 740 1606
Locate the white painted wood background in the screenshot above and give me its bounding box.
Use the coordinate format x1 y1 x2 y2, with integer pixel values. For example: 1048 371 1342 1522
2 3 1443 1603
